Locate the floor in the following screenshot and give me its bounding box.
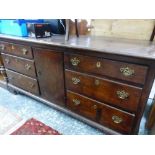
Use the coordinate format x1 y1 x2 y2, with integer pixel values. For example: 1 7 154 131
0 85 154 135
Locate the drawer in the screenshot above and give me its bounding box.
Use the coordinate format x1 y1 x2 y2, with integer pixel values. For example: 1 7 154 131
2 54 36 78
65 70 142 112
66 91 98 121
0 41 33 59
64 54 148 85
99 104 135 134
6 69 39 95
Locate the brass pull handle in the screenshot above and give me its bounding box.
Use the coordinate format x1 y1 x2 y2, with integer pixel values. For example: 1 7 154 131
120 67 134 77
72 99 80 106
70 57 80 66
11 45 15 50
72 77 80 85
116 90 129 100
93 105 97 110
30 83 35 88
5 58 10 64
22 48 28 55
0 44 5 51
25 64 31 70
96 61 101 68
94 79 100 86
112 115 123 124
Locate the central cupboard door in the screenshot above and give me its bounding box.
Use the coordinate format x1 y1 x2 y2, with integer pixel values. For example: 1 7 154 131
33 48 65 106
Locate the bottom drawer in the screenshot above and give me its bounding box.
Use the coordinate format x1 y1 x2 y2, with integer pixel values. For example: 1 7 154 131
67 91 98 121
99 105 135 134
67 90 135 134
6 69 39 95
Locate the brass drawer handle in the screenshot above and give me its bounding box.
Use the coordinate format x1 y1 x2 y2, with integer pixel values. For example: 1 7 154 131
11 45 15 50
70 57 80 66
25 64 31 70
94 79 100 86
120 67 134 77
112 115 123 124
0 44 5 51
72 77 80 85
30 83 35 88
72 99 81 106
96 61 101 68
5 58 10 64
116 90 129 100
22 48 28 55
93 104 97 110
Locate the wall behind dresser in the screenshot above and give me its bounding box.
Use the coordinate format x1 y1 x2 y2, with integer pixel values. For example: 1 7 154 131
90 19 155 40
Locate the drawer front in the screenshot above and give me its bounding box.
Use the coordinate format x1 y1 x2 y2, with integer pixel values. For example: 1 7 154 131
65 70 142 112
0 41 33 59
6 69 39 95
100 104 135 134
64 54 148 85
67 91 98 121
2 54 36 78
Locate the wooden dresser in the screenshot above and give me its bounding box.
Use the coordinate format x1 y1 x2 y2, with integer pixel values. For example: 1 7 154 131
0 34 155 134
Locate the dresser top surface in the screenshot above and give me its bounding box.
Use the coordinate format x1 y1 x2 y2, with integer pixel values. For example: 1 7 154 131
1 34 155 60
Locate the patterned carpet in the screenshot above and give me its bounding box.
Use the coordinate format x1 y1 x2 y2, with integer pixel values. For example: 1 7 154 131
0 87 153 135
11 118 61 135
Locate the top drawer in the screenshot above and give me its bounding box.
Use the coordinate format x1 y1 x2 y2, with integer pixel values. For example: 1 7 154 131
64 54 148 85
0 41 33 59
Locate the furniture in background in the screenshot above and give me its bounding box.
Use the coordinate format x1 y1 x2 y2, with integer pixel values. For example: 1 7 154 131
65 19 79 41
0 34 155 135
150 24 155 41
144 22 155 131
146 96 155 130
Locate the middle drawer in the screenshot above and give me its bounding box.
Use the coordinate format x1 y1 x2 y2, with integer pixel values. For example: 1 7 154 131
2 53 36 78
65 69 142 112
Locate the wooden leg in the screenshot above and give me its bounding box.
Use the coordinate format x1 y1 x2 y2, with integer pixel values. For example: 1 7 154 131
146 100 155 129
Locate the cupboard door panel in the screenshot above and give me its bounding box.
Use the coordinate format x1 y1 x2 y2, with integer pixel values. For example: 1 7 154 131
33 48 65 106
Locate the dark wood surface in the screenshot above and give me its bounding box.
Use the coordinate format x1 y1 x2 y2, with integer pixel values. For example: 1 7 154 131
67 90 98 121
99 102 135 134
65 69 142 112
64 53 148 85
67 90 135 134
33 48 65 106
1 53 36 78
0 41 33 59
1 34 155 60
6 69 39 95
